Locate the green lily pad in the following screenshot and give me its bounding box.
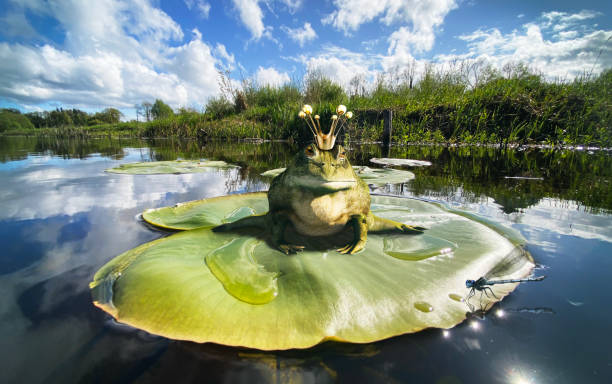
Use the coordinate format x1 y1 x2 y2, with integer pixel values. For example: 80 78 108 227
353 166 415 185
106 160 239 174
370 158 432 167
142 192 269 230
91 194 534 350
261 166 414 185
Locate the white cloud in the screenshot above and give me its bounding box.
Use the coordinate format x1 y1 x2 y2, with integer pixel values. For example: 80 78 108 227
184 0 211 19
214 43 236 69
300 46 378 89
0 0 228 113
557 30 578 40
278 0 303 14
443 11 612 79
0 10 39 38
281 22 317 47
324 0 457 54
255 66 290 87
231 0 267 40
197 1 211 18
541 10 601 32
322 0 456 79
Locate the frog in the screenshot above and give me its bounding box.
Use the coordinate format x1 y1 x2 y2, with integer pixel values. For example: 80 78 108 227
215 143 424 254
214 104 425 254
266 143 424 254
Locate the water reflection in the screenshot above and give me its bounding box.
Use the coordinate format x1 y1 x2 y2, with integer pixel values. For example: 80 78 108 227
0 136 610 383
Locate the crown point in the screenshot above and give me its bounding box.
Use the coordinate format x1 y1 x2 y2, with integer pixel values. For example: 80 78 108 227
302 104 313 115
336 105 347 115
298 111 306 118
346 111 353 119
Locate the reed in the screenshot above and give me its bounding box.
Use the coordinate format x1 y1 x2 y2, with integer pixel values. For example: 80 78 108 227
3 64 610 146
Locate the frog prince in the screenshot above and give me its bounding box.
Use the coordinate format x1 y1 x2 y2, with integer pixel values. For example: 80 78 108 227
215 104 425 254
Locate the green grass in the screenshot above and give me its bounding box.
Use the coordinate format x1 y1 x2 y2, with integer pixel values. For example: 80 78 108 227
2 64 610 146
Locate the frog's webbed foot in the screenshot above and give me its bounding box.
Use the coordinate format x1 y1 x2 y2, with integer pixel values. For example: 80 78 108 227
337 238 366 254
279 244 305 255
367 214 426 234
337 214 368 254
396 223 426 233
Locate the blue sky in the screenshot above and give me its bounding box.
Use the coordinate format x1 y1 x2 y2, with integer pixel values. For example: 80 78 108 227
1 0 610 118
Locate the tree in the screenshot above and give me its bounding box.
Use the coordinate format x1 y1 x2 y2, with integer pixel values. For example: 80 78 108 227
48 108 72 126
103 108 122 123
151 99 173 120
304 70 346 105
0 109 35 132
140 102 153 121
25 112 46 128
349 73 367 97
69 108 89 126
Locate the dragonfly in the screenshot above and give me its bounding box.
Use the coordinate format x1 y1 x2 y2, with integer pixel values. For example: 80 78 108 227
465 275 546 311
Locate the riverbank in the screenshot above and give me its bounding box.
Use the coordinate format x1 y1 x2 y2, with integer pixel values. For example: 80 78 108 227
2 66 610 146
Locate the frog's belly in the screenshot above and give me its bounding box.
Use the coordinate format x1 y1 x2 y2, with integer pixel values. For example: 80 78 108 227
290 194 351 236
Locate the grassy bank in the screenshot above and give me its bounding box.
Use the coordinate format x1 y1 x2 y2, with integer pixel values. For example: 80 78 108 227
2 65 610 146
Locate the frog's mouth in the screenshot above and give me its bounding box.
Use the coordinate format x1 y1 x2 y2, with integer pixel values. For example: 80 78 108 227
320 180 356 189
292 176 356 192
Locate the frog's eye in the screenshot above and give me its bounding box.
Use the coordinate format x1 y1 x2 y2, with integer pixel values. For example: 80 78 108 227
305 145 315 157
337 150 346 162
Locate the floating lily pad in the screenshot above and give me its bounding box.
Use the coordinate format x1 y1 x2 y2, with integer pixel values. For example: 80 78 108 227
106 160 239 174
91 194 533 350
370 158 432 167
142 192 269 230
353 166 415 185
261 166 414 185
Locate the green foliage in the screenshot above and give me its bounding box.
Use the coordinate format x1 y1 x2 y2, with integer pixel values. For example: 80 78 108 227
350 65 611 146
205 97 235 119
0 109 35 132
304 71 346 106
233 91 248 113
151 99 174 120
3 64 610 146
91 108 122 124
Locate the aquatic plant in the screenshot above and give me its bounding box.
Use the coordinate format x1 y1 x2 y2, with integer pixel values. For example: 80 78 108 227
6 65 609 146
105 160 239 174
91 193 534 350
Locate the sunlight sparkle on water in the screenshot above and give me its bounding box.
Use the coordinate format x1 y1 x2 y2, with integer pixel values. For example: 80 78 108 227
506 365 537 384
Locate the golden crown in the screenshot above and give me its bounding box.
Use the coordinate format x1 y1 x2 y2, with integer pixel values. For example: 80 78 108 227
298 104 353 150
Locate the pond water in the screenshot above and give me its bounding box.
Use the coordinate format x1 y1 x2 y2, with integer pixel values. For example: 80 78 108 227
1 136 611 383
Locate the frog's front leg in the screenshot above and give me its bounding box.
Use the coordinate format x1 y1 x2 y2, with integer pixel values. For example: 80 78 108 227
268 211 305 255
338 214 368 254
367 213 426 233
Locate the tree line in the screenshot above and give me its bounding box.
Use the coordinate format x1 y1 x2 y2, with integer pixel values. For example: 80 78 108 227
0 99 176 132
1 62 610 146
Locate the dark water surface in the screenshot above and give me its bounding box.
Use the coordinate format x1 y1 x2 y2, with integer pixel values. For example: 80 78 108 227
1 136 611 384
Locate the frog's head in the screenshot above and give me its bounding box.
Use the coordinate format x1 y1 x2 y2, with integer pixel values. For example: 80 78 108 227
288 143 356 192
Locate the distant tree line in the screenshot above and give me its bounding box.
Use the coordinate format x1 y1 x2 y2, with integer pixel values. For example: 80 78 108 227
0 99 176 132
136 99 175 122
0 107 122 131
1 63 610 146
